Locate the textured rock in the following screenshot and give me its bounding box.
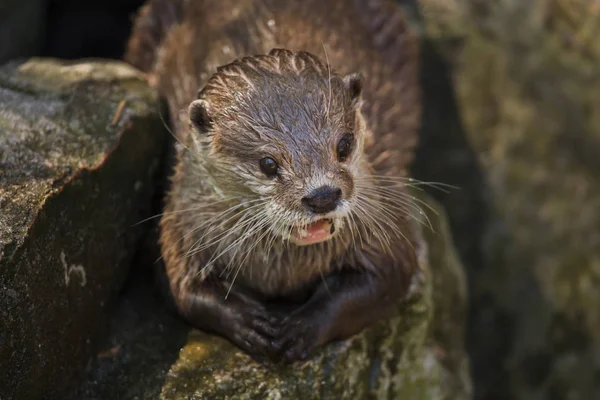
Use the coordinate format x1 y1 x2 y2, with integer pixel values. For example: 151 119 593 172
0 59 167 400
72 192 471 400
408 0 600 398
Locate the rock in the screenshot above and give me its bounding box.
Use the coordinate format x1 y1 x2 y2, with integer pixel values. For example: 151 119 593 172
71 192 471 400
0 59 167 400
407 0 600 398
0 0 46 64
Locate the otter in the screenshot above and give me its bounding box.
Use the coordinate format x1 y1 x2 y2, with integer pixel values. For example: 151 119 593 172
126 0 422 362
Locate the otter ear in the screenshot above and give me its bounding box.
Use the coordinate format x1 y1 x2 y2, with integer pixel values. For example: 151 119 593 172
189 99 212 133
343 72 364 107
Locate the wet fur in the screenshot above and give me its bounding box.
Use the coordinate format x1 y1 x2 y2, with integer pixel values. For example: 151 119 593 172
126 0 422 362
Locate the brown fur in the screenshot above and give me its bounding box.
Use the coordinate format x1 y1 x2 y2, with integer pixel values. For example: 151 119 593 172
126 0 422 362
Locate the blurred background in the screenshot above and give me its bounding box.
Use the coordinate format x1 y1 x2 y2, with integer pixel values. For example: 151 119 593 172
0 0 144 62
1 0 599 399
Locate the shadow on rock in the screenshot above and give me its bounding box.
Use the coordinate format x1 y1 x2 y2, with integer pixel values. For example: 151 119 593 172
69 259 191 400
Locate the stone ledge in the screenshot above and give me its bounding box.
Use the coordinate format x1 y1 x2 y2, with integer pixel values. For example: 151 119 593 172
0 58 167 400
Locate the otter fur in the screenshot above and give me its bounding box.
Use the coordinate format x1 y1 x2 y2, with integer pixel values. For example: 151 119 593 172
126 0 422 362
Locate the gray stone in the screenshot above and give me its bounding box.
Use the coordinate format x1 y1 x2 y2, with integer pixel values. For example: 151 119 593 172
72 192 471 400
0 59 167 400
408 0 600 398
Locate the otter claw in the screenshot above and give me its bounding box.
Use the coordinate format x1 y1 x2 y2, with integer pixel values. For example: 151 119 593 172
280 337 314 363
251 317 279 338
233 326 275 358
251 311 279 325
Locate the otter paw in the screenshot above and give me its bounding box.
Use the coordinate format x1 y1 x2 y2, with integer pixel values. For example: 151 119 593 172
273 316 322 363
231 326 274 357
231 308 281 358
250 312 280 338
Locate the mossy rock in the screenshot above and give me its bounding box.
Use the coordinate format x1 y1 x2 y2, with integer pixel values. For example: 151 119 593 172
0 59 167 400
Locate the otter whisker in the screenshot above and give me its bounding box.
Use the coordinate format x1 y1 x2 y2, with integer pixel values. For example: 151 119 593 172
133 196 247 226
187 200 269 255
365 191 437 231
356 175 458 193
354 196 415 251
358 173 456 183
363 198 418 239
352 208 399 254
225 219 274 297
206 210 271 271
347 208 364 249
355 183 438 215
345 213 357 249
204 212 268 264
181 203 261 256
264 211 285 260
354 186 434 230
216 219 260 276
220 217 272 285
355 193 414 245
233 212 273 263
156 199 257 264
356 185 425 213
186 209 266 272
350 205 375 245
377 199 433 231
353 199 393 254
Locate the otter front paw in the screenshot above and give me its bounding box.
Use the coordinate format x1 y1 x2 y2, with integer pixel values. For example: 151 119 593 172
227 306 281 359
181 284 283 360
273 309 329 363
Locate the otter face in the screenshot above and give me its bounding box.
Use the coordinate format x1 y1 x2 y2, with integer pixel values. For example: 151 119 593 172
188 50 367 246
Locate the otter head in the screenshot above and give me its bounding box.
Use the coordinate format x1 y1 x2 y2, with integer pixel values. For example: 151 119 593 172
188 49 368 246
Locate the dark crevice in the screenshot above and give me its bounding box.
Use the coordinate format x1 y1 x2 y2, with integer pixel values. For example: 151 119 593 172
41 0 145 60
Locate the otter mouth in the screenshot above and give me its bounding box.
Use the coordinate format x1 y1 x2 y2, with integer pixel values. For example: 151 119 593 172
290 218 335 246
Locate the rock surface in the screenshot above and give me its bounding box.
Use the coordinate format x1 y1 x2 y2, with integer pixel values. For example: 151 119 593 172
72 192 471 400
407 0 600 398
0 59 167 400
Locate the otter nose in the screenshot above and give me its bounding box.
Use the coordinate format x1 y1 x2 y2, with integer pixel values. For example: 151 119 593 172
302 186 342 214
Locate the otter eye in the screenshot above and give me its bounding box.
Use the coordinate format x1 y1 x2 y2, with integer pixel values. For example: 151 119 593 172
337 133 354 162
259 157 278 177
